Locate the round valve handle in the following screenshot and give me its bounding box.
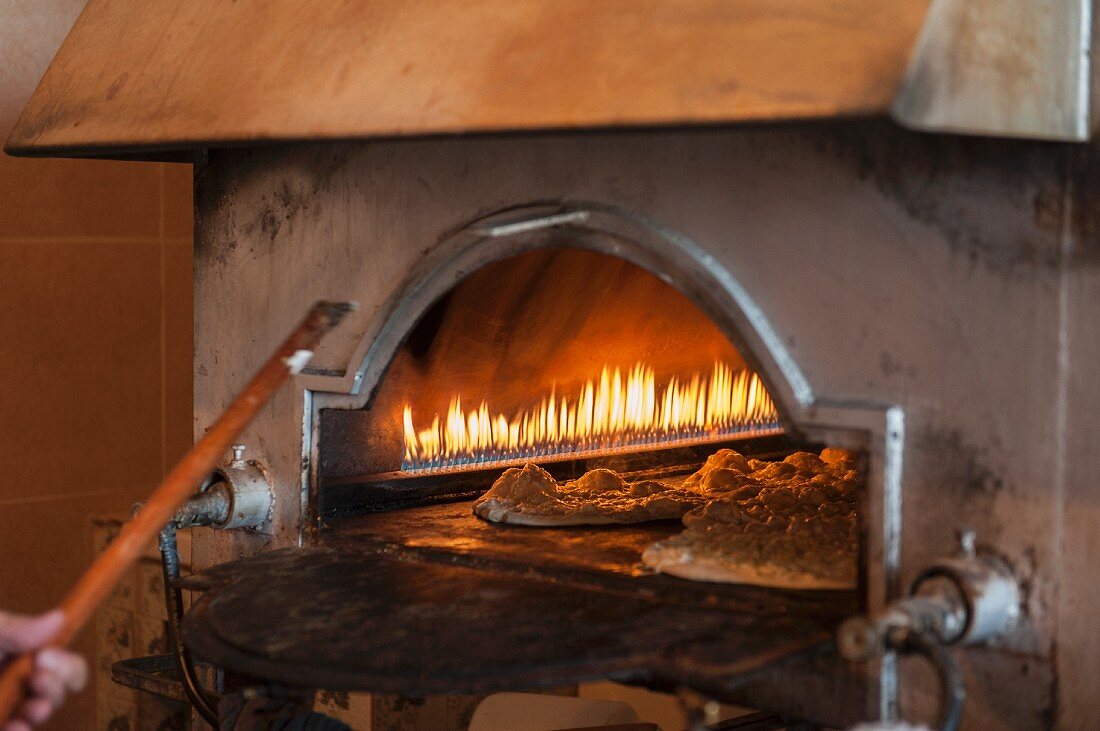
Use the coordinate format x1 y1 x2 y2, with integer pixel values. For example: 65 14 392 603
886 626 966 731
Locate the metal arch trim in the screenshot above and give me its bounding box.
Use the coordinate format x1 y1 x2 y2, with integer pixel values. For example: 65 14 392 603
303 203 815 419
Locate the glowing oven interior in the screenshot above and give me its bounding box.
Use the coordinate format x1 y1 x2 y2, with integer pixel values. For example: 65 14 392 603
323 248 798 477
318 245 864 597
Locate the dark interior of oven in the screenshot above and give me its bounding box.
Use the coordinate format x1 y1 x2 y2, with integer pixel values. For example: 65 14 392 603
196 247 868 700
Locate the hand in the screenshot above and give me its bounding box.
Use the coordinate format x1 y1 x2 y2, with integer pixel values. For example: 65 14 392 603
0 611 87 731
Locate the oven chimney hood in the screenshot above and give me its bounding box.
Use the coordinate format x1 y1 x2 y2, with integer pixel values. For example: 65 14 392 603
5 0 933 159
6 0 1098 161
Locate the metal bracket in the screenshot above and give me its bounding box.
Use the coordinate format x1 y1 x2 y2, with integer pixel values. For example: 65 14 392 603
110 654 218 703
468 209 591 238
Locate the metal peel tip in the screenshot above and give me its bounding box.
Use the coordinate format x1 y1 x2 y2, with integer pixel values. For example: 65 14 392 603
315 300 358 324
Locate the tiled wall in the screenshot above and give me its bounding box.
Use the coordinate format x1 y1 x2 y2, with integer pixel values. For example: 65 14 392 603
92 519 192 730
1 2 193 728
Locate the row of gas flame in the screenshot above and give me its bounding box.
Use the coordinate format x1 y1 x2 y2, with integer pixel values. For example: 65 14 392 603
402 362 778 464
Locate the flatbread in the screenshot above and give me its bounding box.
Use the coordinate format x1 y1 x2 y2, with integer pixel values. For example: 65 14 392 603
640 543 852 590
643 449 860 589
473 463 706 526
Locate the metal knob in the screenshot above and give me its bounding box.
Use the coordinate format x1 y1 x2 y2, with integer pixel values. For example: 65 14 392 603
837 615 884 663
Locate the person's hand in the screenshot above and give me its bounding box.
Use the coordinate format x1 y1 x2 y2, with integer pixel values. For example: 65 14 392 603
0 610 87 731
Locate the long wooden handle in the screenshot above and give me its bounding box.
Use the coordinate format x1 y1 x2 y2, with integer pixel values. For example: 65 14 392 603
0 301 354 724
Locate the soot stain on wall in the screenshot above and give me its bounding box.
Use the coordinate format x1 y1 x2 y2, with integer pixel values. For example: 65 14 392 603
806 121 1068 277
913 426 1005 534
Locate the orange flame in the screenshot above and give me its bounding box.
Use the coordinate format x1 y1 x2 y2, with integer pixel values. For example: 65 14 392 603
402 362 779 471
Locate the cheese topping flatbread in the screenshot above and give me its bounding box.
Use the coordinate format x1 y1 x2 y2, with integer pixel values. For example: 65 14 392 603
642 448 860 589
473 463 706 526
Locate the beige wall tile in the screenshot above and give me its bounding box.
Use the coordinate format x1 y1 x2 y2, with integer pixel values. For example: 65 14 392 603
94 606 134 680
0 493 139 614
0 240 164 502
0 491 144 730
96 690 137 731
134 559 167 622
0 156 163 239
164 236 194 468
161 164 194 239
132 614 168 658
1 3 163 241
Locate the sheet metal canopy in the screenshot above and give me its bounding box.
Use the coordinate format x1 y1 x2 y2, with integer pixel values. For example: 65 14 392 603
5 0 930 158
893 0 1098 141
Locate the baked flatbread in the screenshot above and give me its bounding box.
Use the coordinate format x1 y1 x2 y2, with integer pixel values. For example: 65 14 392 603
643 449 860 589
473 463 705 526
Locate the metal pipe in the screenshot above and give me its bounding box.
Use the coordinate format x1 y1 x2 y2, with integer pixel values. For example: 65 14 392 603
887 627 966 731
158 522 220 726
172 488 230 528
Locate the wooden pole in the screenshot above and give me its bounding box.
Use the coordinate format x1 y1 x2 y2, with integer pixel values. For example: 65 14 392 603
0 301 354 725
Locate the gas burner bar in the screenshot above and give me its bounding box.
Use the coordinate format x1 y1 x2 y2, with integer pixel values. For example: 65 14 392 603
400 420 785 475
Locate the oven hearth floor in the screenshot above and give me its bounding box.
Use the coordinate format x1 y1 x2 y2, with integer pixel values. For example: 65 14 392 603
324 500 858 613
182 500 857 697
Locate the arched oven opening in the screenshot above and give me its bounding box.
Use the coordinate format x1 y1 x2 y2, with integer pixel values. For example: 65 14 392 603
318 246 808 516
250 209 881 718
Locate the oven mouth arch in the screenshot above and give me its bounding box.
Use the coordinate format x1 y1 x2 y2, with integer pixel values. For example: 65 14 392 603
309 201 815 426
305 200 904 642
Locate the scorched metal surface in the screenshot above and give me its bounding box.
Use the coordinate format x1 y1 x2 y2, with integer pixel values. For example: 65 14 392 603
182 546 850 696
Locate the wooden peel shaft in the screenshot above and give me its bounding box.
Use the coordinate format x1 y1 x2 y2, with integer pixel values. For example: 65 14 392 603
0 301 354 725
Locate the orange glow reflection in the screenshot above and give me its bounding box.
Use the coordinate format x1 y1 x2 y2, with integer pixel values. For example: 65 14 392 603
402 362 779 471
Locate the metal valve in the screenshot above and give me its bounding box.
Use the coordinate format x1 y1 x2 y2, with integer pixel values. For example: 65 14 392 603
838 530 1020 731
840 530 1020 660
173 444 274 532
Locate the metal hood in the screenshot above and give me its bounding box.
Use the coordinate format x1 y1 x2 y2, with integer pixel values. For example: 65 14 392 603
4 0 932 159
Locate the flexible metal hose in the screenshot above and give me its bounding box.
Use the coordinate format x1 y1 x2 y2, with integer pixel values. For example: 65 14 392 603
889 627 966 731
158 523 220 726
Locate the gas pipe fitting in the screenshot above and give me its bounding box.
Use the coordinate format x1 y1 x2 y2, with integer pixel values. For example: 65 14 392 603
839 530 1020 661
173 444 274 531
837 531 1020 731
